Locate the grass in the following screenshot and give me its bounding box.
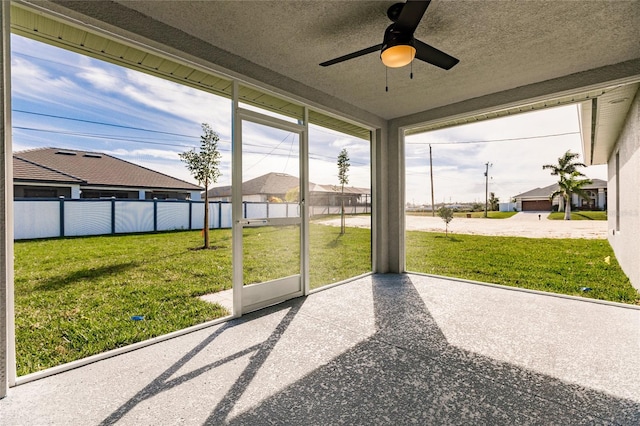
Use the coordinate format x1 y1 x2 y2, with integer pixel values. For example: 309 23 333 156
14 225 371 375
16 224 637 376
406 231 639 305
548 211 607 220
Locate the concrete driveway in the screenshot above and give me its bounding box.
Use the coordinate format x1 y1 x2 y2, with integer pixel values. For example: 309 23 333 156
317 212 608 239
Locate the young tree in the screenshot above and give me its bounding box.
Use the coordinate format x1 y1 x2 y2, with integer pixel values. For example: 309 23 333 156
550 171 592 220
179 123 221 248
437 206 454 237
543 151 586 212
285 186 299 203
337 148 350 235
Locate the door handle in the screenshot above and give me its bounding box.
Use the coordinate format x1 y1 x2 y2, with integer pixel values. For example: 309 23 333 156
237 219 268 225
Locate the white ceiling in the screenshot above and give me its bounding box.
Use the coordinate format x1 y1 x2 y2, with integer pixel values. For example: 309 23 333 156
107 0 640 122
24 0 640 142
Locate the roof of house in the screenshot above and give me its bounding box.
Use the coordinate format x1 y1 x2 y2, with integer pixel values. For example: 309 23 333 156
13 157 84 184
13 148 202 191
207 172 299 197
207 172 370 197
514 179 607 199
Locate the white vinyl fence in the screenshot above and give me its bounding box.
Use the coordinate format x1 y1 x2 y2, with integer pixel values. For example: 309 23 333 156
14 199 295 240
14 199 371 240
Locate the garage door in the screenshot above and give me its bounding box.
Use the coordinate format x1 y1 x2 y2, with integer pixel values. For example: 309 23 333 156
522 200 552 211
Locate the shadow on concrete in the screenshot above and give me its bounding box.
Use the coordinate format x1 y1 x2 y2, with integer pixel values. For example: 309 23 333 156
222 275 640 424
99 299 305 425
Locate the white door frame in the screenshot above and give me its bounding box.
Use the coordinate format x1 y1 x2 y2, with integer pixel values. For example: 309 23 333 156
231 85 309 316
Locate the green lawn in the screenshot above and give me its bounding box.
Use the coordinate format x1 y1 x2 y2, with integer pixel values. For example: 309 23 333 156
406 231 638 304
14 225 371 375
548 211 607 220
15 225 637 376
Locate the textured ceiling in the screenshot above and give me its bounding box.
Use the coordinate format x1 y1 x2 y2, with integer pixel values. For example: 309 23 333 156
106 0 640 121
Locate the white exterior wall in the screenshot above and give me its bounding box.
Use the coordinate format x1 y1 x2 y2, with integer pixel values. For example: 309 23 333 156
70 184 80 199
608 88 640 290
598 189 606 209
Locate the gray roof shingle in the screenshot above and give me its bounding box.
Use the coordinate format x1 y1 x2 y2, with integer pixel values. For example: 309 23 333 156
14 148 202 191
207 172 370 197
514 179 607 199
13 157 84 184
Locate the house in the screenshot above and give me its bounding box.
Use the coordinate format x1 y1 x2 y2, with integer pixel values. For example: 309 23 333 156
207 172 370 207
207 172 300 202
580 83 640 295
13 148 202 200
513 179 607 212
1 1 640 399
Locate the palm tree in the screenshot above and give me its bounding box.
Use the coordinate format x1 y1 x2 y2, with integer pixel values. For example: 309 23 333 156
542 151 586 212
550 171 592 220
489 192 499 211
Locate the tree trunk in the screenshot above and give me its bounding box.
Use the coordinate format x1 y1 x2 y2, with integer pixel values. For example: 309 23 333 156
204 178 210 248
564 195 571 220
558 196 565 212
340 184 345 235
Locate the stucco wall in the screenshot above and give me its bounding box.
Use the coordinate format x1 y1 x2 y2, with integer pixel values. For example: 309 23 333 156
608 88 640 291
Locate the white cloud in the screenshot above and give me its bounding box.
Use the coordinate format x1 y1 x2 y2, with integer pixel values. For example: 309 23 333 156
405 105 607 206
11 57 78 105
77 65 123 92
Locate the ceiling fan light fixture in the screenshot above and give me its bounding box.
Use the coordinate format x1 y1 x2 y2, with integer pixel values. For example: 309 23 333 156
381 44 416 68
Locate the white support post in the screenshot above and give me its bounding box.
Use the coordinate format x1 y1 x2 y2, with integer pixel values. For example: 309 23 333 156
231 81 242 317
0 0 15 397
301 107 310 295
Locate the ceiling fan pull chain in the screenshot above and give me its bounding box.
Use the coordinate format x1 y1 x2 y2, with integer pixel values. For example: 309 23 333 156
386 67 389 92
410 60 414 79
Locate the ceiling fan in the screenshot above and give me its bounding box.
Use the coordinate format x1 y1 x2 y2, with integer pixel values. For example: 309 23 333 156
319 0 459 71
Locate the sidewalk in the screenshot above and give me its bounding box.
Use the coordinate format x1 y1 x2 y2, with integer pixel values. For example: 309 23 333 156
317 212 608 239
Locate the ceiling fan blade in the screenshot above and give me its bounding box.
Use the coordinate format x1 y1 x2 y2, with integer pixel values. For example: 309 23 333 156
395 0 431 33
319 44 383 67
414 39 459 70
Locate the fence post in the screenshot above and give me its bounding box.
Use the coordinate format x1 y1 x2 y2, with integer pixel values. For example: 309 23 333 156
111 197 116 234
153 198 158 232
218 202 222 228
188 201 192 230
59 196 65 237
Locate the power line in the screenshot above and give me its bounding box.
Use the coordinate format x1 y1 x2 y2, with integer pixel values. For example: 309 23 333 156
406 131 580 145
13 126 196 148
13 125 371 166
13 109 200 139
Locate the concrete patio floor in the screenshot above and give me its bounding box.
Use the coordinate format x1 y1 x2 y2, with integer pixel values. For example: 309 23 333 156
1 273 639 424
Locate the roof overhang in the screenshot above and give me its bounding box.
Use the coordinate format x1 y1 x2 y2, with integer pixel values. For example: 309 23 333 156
7 0 640 147
580 83 640 165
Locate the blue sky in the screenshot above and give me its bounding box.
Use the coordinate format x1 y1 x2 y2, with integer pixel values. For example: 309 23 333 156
11 34 604 203
405 105 606 205
11 34 371 192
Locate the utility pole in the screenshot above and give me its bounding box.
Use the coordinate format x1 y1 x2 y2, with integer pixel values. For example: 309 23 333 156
484 162 491 218
429 144 435 217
